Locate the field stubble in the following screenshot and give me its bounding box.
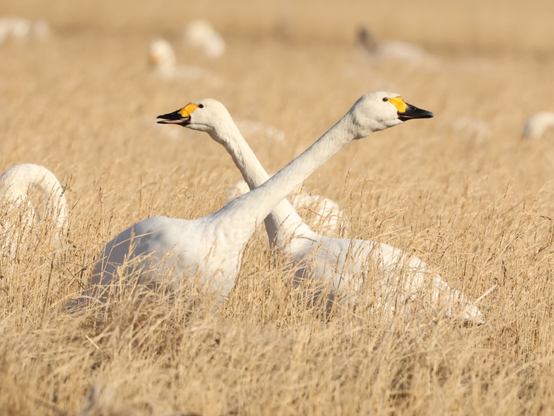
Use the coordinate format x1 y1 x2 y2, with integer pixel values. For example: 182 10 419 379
1 3 554 414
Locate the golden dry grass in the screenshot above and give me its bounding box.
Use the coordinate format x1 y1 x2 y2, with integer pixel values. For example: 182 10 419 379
2 1 554 414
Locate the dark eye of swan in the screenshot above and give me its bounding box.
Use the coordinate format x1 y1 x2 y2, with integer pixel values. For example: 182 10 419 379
382 97 388 102
198 104 204 108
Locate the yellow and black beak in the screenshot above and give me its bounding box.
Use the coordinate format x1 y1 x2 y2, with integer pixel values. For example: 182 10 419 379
398 103 434 121
157 109 190 126
157 103 199 126
388 96 433 121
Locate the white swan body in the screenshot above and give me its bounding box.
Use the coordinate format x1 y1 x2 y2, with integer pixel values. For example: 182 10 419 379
356 27 439 68
226 178 346 235
77 92 430 305
182 20 225 59
0 164 68 259
0 16 49 43
148 38 222 86
522 112 554 139
173 99 484 323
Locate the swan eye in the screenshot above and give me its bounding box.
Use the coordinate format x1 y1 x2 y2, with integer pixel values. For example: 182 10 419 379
198 104 204 108
382 97 388 102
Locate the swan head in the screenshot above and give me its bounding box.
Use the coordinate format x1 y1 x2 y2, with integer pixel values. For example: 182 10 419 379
156 98 234 135
148 38 176 73
348 91 433 138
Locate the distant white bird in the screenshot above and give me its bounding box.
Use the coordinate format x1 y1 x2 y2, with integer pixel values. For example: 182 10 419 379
0 164 67 261
163 99 483 323
356 26 439 68
0 16 49 43
148 38 222 85
226 178 346 235
522 112 554 140
72 92 432 311
182 19 225 59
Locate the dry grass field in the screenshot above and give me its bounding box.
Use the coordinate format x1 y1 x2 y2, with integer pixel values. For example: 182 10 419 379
1 0 554 414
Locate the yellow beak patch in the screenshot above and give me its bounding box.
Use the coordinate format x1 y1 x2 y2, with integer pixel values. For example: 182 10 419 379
179 103 199 117
388 97 408 113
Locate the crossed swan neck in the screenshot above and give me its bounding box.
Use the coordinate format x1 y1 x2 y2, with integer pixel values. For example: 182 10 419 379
211 113 360 243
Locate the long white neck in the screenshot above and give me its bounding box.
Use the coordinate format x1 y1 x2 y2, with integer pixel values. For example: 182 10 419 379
0 164 68 232
208 121 309 245
213 112 360 239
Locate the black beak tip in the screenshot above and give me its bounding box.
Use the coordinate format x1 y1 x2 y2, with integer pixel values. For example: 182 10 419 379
157 109 184 121
399 104 434 121
156 110 190 126
156 108 192 126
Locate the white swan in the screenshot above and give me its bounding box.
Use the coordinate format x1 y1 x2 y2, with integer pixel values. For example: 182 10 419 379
0 164 68 262
522 112 554 140
356 26 439 69
0 16 49 43
182 19 225 59
148 38 222 86
226 178 347 235
162 99 484 323
74 92 432 307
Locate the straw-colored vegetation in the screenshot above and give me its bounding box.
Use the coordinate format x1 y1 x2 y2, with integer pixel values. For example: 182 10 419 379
1 0 554 414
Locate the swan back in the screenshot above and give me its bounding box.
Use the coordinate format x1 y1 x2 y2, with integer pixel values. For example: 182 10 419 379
356 26 438 68
0 164 68 232
0 16 49 42
183 19 225 59
522 112 554 139
148 40 223 85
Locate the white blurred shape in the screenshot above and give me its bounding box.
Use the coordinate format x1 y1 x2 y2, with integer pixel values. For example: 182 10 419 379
356 26 440 69
183 19 225 59
0 16 49 42
148 38 222 86
522 112 554 140
0 164 67 265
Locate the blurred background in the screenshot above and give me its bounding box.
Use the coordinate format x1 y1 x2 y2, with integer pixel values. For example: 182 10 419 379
2 0 554 53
